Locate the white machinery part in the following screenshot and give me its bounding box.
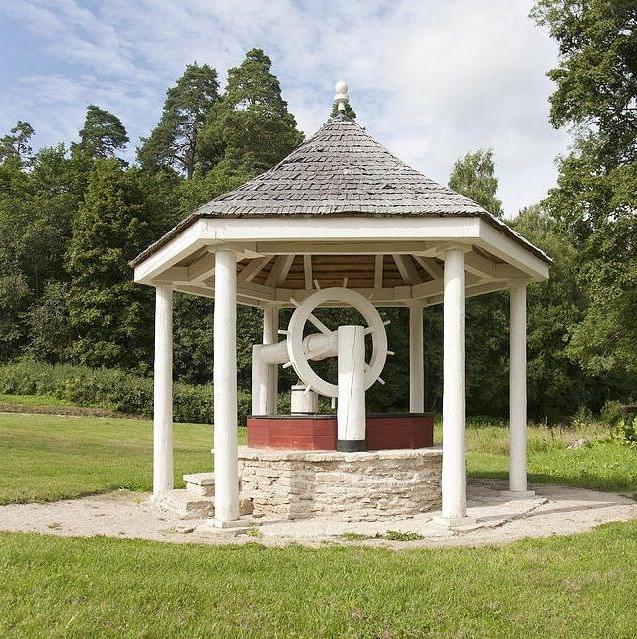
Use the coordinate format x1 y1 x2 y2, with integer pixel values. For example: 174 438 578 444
251 287 388 451
291 384 319 414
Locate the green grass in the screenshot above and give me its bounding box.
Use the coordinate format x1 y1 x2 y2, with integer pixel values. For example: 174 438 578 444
0 412 247 505
1 412 634 505
0 393 74 407
1 523 637 638
463 421 637 493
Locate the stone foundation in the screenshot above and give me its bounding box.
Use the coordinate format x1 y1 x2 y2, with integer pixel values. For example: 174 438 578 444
238 446 442 522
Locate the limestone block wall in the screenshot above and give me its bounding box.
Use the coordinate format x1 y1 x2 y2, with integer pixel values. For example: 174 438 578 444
238 446 442 522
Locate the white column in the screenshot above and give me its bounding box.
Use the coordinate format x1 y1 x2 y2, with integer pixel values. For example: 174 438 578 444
409 303 425 413
337 325 366 451
507 281 533 496
263 304 279 415
213 249 239 523
441 248 469 524
153 285 173 496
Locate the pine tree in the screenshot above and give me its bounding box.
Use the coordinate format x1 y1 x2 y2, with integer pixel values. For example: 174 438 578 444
0 121 35 166
76 105 129 159
201 49 303 175
448 149 503 217
138 64 219 179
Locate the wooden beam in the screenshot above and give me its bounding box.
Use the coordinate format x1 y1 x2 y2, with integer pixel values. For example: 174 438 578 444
392 254 421 285
464 252 497 280
239 255 273 282
412 255 444 279
254 241 435 255
303 255 312 290
265 255 295 287
374 255 384 289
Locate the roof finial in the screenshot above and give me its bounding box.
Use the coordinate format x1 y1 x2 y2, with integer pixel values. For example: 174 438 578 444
334 80 349 113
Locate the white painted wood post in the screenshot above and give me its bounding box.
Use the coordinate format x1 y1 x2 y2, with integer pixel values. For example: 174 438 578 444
213 249 240 523
153 285 173 496
337 325 366 451
263 304 279 415
409 303 425 413
441 248 468 523
508 281 533 495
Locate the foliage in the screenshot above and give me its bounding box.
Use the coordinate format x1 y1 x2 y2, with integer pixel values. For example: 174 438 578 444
0 361 251 425
0 120 34 165
532 0 637 389
614 416 637 447
75 105 129 159
138 63 220 178
200 48 304 176
449 148 503 216
330 100 356 119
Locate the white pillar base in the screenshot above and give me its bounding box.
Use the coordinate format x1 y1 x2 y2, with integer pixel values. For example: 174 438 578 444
432 515 477 529
500 489 536 499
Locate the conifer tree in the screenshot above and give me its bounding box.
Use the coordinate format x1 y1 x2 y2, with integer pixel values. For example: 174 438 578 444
0 121 35 166
76 105 129 159
202 49 303 175
138 64 219 179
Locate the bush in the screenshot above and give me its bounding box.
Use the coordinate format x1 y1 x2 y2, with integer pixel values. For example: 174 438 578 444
600 400 624 427
0 361 251 425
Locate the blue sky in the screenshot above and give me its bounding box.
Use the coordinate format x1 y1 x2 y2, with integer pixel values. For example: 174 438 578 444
0 0 569 216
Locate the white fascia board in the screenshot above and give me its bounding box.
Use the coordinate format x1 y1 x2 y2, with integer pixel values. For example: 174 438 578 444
476 220 549 281
200 216 481 243
134 219 217 284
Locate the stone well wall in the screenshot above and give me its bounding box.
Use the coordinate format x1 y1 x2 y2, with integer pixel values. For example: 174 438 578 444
238 446 442 522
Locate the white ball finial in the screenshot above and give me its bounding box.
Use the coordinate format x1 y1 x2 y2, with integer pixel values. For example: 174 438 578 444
334 80 349 113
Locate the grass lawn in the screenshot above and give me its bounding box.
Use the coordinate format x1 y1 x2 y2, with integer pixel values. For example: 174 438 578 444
0 393 74 407
1 409 635 504
2 407 637 637
1 523 637 638
0 412 232 504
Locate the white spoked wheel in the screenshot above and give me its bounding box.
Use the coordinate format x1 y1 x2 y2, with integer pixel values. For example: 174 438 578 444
286 287 388 398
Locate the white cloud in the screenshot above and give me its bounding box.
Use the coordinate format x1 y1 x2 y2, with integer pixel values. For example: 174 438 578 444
0 0 568 214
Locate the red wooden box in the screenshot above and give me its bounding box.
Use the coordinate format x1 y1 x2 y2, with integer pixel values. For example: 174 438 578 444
247 413 434 451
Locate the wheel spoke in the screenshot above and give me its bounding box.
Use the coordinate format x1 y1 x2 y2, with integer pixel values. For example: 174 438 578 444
308 313 332 336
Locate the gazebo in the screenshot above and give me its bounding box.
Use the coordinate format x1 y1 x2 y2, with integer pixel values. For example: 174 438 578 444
132 83 550 528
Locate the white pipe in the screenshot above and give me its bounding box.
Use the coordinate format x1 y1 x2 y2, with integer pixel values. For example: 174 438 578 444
409 303 425 413
263 305 279 414
153 285 173 496
509 281 528 492
213 249 239 523
442 248 467 521
337 325 366 450
251 344 269 416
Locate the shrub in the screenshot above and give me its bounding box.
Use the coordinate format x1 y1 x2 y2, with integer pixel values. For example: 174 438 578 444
0 361 251 425
600 400 623 427
615 417 637 448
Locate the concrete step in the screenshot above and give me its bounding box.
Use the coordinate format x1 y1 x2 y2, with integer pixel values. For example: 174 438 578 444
154 486 254 521
183 472 215 497
182 473 242 498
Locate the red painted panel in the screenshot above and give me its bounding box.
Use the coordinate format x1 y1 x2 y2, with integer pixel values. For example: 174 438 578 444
247 414 434 451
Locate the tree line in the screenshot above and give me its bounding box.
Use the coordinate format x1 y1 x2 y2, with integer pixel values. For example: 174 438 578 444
0 1 635 421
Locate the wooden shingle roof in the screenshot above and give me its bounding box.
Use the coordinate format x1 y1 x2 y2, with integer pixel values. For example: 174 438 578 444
131 114 551 267
197 114 486 218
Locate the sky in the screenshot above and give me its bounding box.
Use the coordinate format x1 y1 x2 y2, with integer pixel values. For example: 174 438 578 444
0 0 570 216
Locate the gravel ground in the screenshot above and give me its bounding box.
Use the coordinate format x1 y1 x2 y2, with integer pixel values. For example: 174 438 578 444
1 480 635 549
